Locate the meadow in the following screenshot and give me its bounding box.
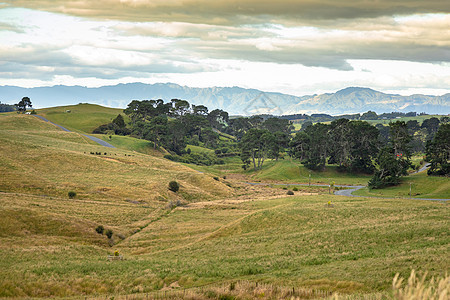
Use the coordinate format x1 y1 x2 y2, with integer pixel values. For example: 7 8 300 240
0 111 448 299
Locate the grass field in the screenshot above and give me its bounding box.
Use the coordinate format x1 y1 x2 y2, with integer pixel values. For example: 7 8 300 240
1 112 449 299
37 103 125 133
354 171 450 199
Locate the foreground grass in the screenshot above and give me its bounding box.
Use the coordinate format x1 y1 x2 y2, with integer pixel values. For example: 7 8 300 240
354 171 450 199
1 193 448 298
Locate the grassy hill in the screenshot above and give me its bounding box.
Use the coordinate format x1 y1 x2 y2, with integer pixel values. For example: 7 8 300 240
37 103 125 133
1 113 449 298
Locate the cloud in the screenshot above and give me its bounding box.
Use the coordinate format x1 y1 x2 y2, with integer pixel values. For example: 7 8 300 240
5 0 450 25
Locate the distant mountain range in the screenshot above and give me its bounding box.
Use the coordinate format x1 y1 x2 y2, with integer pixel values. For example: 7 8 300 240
1 83 449 115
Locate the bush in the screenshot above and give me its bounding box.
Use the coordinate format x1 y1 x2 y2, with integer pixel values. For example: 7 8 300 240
95 225 104 234
68 191 76 199
168 181 180 192
287 190 294 195
105 229 113 239
293 187 298 191
213 176 219 181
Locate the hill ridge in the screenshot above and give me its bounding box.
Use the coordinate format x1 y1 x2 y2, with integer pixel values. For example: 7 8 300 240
1 83 448 115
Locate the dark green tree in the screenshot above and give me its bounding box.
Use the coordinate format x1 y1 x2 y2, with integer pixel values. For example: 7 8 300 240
360 111 378 120
16 97 32 113
425 123 450 176
112 114 126 128
301 123 330 170
240 128 275 170
207 109 229 130
369 121 411 188
144 115 168 149
262 117 294 134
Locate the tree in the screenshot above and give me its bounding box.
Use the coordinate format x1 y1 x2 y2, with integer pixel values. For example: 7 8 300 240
262 117 294 134
207 109 229 130
192 104 208 116
425 124 450 176
328 119 352 168
368 121 411 189
361 111 378 120
348 121 379 173
112 114 126 128
368 146 410 189
240 128 275 170
144 115 168 149
301 123 330 170
16 97 32 113
421 117 440 138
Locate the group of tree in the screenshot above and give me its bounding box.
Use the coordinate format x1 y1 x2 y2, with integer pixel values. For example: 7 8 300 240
91 97 449 184
0 101 17 113
0 97 33 113
290 119 379 173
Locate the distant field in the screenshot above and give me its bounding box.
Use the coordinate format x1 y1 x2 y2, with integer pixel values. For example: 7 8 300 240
251 159 372 186
37 103 125 133
354 171 450 199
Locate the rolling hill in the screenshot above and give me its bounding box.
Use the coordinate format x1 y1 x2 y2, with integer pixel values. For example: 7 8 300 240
1 83 449 115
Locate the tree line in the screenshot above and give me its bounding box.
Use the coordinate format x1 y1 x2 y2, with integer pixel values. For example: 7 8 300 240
90 98 449 188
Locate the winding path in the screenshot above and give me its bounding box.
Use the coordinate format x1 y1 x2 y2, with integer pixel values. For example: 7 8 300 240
34 115 115 148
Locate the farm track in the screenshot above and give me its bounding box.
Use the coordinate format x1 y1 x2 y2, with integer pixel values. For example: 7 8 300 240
34 115 116 148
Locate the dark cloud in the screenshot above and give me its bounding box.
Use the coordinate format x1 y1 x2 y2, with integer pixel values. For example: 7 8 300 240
5 0 450 24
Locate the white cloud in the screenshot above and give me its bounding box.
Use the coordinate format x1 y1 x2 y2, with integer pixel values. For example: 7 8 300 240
0 7 449 97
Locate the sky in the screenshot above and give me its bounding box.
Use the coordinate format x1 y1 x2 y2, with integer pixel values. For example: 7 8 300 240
1 0 450 97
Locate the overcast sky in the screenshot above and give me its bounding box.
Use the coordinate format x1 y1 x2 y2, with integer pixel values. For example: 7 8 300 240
1 0 450 96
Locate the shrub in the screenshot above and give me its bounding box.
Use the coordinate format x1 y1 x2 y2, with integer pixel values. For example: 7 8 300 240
213 176 219 181
293 187 298 191
30 110 37 115
168 181 180 192
287 190 294 195
68 191 76 199
105 229 113 239
95 225 104 234
114 250 120 256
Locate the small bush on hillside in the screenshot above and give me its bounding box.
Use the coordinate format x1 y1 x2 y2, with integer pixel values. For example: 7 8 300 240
68 191 76 199
30 110 37 115
293 187 298 191
95 225 104 234
168 181 180 192
105 229 113 239
213 176 219 181
287 190 294 195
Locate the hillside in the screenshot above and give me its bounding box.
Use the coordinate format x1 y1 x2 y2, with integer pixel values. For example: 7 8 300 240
1 83 449 115
1 112 449 298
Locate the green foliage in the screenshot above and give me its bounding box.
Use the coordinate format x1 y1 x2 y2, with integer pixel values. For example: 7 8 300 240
292 187 298 191
287 190 294 195
15 97 32 113
164 152 224 166
240 128 276 170
68 191 77 199
105 229 113 239
426 123 450 176
168 181 180 192
0 101 17 113
95 225 104 234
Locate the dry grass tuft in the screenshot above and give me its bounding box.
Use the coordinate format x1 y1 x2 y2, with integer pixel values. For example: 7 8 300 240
392 270 449 300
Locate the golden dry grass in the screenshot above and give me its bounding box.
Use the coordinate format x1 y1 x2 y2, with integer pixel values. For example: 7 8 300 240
0 114 449 299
